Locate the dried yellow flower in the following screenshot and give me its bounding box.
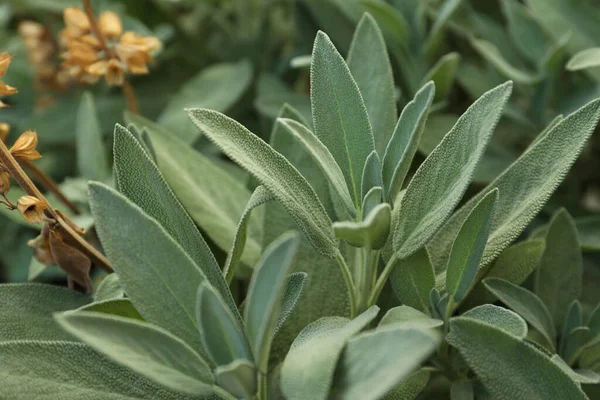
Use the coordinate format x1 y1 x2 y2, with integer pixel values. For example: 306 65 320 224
0 52 17 98
0 171 10 194
10 130 42 161
0 122 9 141
17 195 47 224
63 7 91 36
98 11 123 41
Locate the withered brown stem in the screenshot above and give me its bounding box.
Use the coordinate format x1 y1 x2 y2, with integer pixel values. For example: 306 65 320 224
82 0 139 114
21 159 80 215
0 138 113 273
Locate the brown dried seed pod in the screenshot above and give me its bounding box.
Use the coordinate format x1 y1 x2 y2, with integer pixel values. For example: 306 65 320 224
49 226 93 294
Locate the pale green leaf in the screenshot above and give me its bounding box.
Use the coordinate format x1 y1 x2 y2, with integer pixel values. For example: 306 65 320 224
89 183 209 357
383 369 430 400
187 108 337 257
158 59 253 143
196 282 252 366
360 0 410 48
280 306 379 400
94 274 124 302
273 272 308 339
484 278 556 349
568 48 600 71
501 0 549 63
76 92 109 181
330 327 440 400
378 305 443 330
451 381 474 400
215 359 257 399
333 203 391 250
56 312 215 396
421 53 460 103
361 150 383 203
461 304 528 339
382 82 435 204
347 12 397 157
244 232 300 372
77 299 144 321
424 0 466 58
311 31 375 210
393 82 512 259
390 248 435 313
471 38 541 84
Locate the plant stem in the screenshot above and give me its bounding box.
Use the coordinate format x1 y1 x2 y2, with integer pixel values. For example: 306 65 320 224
21 159 80 215
0 138 113 273
211 385 237 400
82 0 139 115
257 371 268 400
368 251 399 307
335 251 357 319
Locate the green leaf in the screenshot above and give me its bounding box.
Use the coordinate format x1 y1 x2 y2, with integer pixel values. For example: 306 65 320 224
333 203 391 250
244 232 300 372
360 0 410 48
132 116 263 268
0 341 196 399
347 12 397 157
378 305 444 329
535 209 583 327
280 306 379 400
471 38 541 84
255 75 311 123
393 82 512 259
383 369 431 400
274 272 308 339
158 59 253 143
484 278 556 349
429 97 600 272
76 92 109 181
362 186 384 218
89 182 210 357
567 48 600 71
446 189 498 310
501 0 549 63
382 82 435 204
447 314 588 399
576 215 600 251
421 53 460 103
187 108 337 258
215 359 257 399
552 355 600 384
461 304 528 338
330 327 440 400
77 299 144 321
588 303 600 336
56 312 215 396
196 282 252 366
451 381 474 400
94 274 124 302
390 248 435 313
424 0 465 58
276 118 355 216
224 186 274 283
311 31 375 210
361 151 383 203
0 283 89 342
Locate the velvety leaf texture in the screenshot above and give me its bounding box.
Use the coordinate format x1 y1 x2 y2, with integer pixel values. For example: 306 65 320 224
76 92 109 181
390 248 435 314
187 108 337 258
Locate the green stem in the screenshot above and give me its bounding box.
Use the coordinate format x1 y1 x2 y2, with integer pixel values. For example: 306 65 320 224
336 251 357 319
212 386 237 400
257 371 268 400
368 251 399 306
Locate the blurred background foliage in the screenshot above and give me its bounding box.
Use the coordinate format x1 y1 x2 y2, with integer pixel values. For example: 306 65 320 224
0 0 598 306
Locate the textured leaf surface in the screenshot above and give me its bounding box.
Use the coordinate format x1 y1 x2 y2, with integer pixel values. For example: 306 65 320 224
333 203 391 250
311 31 375 209
535 210 583 327
113 125 237 315
461 304 527 339
422 53 460 103
280 307 379 400
347 12 397 157
244 232 299 372
378 305 443 330
330 327 439 400
361 151 383 204
188 108 337 257
158 59 253 143
567 48 600 71
56 313 215 396
389 248 435 313
448 315 588 399
429 98 600 271
382 82 435 203
273 272 307 339
383 369 430 400
484 278 556 348
0 284 89 342
76 92 109 181
471 39 540 84
77 299 144 321
0 341 197 399
94 274 124 302
89 183 208 356
393 82 512 258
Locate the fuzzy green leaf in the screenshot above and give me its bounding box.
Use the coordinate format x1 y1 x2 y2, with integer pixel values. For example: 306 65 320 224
446 189 498 309
77 299 144 321
421 53 460 103
461 304 528 338
535 210 583 327
158 59 253 143
347 12 397 157
501 0 549 63
484 278 556 349
76 92 109 181
273 272 308 339
360 0 410 48
390 248 436 313
361 151 383 203
188 108 337 258
393 82 512 259
56 312 215 396
311 30 375 210
471 38 541 84
89 182 209 357
450 381 474 400
447 314 588 399
333 203 391 250
429 98 600 272
424 0 465 57
330 327 440 400
244 232 299 372
0 284 89 342
280 306 379 400
94 274 124 302
215 359 257 399
383 369 431 400
0 341 195 399
567 48 600 71
378 305 443 330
